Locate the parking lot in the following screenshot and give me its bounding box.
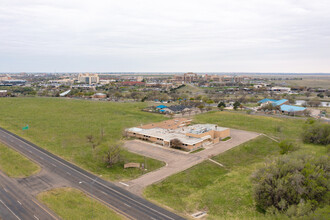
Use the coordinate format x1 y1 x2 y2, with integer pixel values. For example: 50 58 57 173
121 128 260 194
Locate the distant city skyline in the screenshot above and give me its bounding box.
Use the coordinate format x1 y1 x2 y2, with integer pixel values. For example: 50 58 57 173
1 0 330 73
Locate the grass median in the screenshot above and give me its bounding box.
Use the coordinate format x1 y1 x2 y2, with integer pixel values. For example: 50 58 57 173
37 187 125 220
0 143 40 178
0 98 165 181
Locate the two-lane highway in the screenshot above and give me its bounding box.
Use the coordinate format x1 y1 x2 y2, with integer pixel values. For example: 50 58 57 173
0 127 185 220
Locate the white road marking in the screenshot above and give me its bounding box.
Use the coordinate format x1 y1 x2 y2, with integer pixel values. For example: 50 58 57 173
0 130 176 220
3 187 8 192
51 163 57 167
28 150 32 153
0 200 22 220
208 158 224 167
101 191 107 195
34 215 39 220
119 182 129 187
17 200 22 205
40 157 44 160
124 203 131 208
66 172 71 175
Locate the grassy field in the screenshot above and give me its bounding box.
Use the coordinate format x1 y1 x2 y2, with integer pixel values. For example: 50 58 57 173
145 111 328 219
0 143 40 178
0 98 165 181
194 111 306 140
37 188 124 220
272 78 330 89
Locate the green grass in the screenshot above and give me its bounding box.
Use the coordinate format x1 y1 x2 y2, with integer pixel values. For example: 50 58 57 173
194 111 305 140
221 137 231 141
0 143 40 178
145 111 328 219
0 98 165 181
145 136 280 219
37 188 124 220
190 148 205 154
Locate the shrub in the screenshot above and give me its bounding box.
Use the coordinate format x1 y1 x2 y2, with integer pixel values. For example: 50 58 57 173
246 109 253 114
278 140 299 154
302 121 330 145
252 153 329 217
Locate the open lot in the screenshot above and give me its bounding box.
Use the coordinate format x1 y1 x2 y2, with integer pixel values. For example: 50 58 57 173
144 111 328 219
0 98 165 181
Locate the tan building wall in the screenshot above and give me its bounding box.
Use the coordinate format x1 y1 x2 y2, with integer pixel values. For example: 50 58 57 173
127 125 230 151
186 128 230 140
215 129 231 139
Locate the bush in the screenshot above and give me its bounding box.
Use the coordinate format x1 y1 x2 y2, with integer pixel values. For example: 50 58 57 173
302 121 330 145
252 153 329 217
246 109 253 114
278 140 299 154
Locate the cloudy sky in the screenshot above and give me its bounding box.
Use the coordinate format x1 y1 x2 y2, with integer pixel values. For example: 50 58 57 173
1 0 330 72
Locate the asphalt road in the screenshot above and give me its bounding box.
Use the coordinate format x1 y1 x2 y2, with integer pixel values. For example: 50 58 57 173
0 127 185 220
0 172 58 220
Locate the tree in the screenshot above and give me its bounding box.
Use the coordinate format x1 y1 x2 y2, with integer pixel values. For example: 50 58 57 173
303 109 311 117
252 153 329 217
302 121 330 145
170 138 183 149
307 99 321 107
104 144 121 167
233 101 240 110
218 101 226 108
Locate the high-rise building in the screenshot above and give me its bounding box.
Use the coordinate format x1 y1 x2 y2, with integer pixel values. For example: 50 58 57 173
78 73 99 84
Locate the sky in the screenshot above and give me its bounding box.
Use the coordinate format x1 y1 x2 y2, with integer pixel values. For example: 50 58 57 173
1 0 330 73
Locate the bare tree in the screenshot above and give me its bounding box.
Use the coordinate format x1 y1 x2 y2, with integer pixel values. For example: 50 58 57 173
170 138 183 149
86 134 94 143
104 144 121 167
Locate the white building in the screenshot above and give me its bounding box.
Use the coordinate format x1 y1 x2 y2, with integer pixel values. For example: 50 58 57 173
78 73 99 84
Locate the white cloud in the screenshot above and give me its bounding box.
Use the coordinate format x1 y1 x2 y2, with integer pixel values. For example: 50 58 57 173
0 0 330 72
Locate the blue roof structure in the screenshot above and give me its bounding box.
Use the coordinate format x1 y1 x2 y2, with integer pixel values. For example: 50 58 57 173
280 105 306 112
156 105 167 109
272 99 288 106
159 109 166 112
258 98 277 103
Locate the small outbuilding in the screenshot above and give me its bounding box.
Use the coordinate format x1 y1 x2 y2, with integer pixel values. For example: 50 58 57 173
93 93 107 99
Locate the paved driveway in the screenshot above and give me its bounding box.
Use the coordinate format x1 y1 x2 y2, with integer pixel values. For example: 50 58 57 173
121 129 260 194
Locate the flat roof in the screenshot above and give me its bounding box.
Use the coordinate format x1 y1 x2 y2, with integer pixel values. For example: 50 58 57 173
280 104 306 112
128 123 229 145
134 127 209 145
139 118 191 130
